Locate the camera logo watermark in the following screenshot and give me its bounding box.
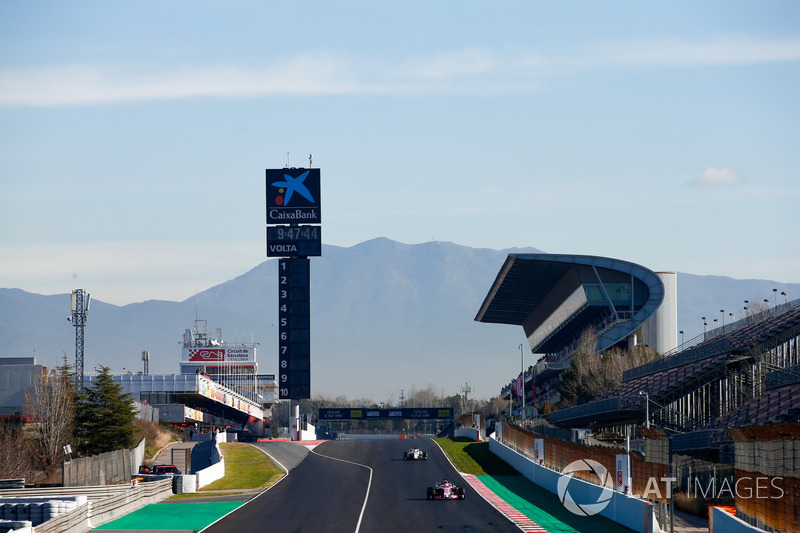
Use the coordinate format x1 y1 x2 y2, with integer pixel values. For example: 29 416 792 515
557 459 615 516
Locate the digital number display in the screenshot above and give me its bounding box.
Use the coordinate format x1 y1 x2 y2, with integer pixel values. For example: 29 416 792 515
278 258 311 399
267 226 322 257
271 226 319 240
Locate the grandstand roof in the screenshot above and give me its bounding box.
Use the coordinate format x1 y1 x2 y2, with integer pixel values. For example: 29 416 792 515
475 254 665 355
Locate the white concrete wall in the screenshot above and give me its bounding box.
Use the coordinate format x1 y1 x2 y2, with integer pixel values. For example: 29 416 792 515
709 507 764 533
489 435 658 533
193 437 225 490
194 459 224 490
454 427 480 441
296 424 317 441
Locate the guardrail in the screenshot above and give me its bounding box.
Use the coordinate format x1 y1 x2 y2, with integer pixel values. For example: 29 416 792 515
0 478 173 533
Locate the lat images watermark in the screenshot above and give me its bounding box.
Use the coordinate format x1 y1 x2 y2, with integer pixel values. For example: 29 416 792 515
557 459 615 516
557 459 786 517
641 476 785 501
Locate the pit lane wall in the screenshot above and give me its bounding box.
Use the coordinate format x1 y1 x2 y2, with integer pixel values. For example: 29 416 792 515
491 423 657 533
454 427 481 441
192 432 226 491
709 506 764 533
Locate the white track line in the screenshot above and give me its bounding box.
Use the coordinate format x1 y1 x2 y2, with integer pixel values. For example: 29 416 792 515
310 447 373 533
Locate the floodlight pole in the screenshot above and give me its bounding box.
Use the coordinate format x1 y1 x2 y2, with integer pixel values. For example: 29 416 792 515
70 289 90 389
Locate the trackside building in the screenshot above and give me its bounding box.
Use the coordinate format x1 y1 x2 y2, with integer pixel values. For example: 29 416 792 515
475 254 676 407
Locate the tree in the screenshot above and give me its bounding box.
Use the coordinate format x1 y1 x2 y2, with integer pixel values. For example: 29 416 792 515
24 358 76 470
557 327 660 407
0 415 39 482
74 366 137 455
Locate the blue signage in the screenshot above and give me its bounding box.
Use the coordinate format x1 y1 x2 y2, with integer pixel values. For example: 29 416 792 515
278 258 311 400
266 168 321 224
267 225 321 257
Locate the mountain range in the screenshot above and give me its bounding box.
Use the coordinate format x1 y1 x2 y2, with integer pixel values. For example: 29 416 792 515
2 238 798 402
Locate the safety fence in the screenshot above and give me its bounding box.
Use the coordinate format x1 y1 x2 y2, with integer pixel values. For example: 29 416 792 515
730 425 800 532
500 422 670 501
492 425 657 533
132 401 160 423
500 421 800 533
62 438 145 487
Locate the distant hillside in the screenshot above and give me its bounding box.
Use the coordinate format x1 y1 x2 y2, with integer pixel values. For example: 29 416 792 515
1 238 797 401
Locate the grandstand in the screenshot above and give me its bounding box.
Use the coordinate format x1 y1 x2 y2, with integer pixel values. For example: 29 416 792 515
476 253 675 408
478 253 800 533
546 300 800 450
478 252 800 455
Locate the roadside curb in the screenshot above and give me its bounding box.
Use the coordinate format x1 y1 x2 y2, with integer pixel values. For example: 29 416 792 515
431 439 548 533
462 474 548 532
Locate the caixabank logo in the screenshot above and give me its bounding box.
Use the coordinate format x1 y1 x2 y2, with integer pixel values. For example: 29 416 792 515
266 168 321 224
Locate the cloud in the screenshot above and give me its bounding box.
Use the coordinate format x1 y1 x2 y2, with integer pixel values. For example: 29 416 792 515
0 56 362 107
691 167 744 187
587 38 800 68
1 37 799 107
0 48 544 107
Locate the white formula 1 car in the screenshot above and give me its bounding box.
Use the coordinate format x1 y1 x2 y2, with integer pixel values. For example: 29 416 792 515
403 446 428 460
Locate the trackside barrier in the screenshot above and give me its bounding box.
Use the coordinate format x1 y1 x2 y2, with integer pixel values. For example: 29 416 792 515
296 425 316 441
0 495 86 526
335 434 435 440
194 460 224 491
490 435 658 533
0 520 33 533
193 435 225 491
709 506 765 533
454 427 480 441
0 479 173 533
63 438 146 487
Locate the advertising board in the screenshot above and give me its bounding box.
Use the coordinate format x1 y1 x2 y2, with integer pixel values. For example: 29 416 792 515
318 407 454 420
183 346 255 362
266 168 321 224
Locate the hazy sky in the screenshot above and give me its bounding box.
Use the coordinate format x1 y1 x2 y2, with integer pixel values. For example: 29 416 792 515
2 1 799 308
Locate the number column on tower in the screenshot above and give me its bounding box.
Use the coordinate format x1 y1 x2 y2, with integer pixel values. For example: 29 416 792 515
278 258 310 399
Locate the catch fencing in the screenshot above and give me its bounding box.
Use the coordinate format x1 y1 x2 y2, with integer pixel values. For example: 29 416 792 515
62 438 145 487
730 425 800 532
500 422 670 501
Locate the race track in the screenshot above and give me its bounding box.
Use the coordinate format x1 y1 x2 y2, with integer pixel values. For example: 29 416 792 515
205 438 522 533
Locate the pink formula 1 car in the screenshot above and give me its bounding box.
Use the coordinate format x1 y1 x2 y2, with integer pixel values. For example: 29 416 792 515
426 479 465 500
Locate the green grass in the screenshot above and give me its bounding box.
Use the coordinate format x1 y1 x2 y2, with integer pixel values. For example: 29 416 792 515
436 437 635 532
434 437 518 476
170 442 284 498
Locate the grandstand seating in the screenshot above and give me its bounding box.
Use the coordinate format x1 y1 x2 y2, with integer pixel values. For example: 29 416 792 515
546 302 800 443
705 382 800 446
599 353 727 403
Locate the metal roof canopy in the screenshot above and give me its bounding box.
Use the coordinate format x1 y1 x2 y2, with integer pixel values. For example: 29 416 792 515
475 254 664 354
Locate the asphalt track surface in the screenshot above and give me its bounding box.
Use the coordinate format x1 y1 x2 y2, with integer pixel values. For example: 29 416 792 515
206 438 522 533
93 439 633 532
